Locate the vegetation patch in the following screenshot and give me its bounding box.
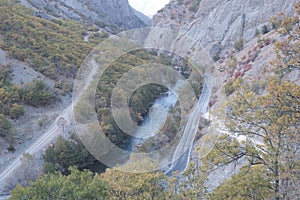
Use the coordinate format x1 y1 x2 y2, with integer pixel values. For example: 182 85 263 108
95 49 202 146
0 0 107 80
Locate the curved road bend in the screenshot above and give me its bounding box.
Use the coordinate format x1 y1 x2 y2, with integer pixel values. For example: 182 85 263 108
166 74 213 176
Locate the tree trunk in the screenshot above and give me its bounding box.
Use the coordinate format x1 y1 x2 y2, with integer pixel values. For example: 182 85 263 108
274 152 280 200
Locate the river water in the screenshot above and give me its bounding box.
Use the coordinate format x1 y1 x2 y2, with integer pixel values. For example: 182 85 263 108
128 90 178 151
127 80 187 152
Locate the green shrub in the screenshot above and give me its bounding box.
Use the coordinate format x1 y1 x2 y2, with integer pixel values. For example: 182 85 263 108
234 38 244 51
189 0 201 12
0 114 14 138
224 78 242 96
0 0 106 79
213 51 220 62
7 144 15 152
224 80 235 96
261 25 269 34
0 65 23 118
44 135 100 175
226 57 238 69
255 28 260 37
9 103 25 119
21 80 55 106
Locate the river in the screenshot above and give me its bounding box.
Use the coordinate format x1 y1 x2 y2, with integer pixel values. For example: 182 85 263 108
129 89 178 151
124 80 188 152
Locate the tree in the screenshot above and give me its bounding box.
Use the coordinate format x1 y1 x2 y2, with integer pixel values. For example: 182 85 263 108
10 167 107 200
270 5 300 75
100 156 178 200
0 114 14 141
177 162 208 199
203 4 300 199
11 155 184 199
223 78 242 96
44 135 98 175
205 79 300 199
210 165 274 200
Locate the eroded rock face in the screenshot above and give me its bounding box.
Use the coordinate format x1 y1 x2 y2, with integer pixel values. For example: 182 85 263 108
151 0 297 55
20 0 150 32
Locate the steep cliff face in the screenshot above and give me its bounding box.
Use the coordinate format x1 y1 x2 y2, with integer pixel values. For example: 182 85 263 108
152 0 297 55
20 0 150 32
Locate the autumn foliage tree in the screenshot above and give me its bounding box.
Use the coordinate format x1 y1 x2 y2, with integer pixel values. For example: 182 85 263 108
204 3 300 199
210 166 274 199
215 80 299 199
270 1 300 75
100 156 172 200
10 167 107 200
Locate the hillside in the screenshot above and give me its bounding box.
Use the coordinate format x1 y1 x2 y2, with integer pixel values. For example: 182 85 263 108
152 0 297 56
0 0 111 182
150 0 300 198
0 0 299 199
0 0 160 174
20 0 150 33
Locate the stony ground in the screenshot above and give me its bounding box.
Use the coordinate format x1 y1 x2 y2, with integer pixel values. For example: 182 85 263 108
0 49 72 176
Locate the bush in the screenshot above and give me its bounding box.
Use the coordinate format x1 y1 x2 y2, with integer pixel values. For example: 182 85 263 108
188 0 201 12
224 80 235 96
255 28 260 37
7 144 15 152
9 103 25 119
234 38 244 51
226 57 238 69
213 51 220 62
0 65 22 117
224 78 242 96
44 135 100 175
261 25 269 34
0 114 14 138
189 4 199 12
21 80 55 107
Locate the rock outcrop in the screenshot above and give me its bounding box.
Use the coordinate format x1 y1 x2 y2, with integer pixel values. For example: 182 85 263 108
20 0 150 32
151 0 297 55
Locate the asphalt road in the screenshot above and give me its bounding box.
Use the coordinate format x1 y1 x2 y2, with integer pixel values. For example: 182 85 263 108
0 59 99 190
0 107 72 185
166 75 213 176
0 195 10 200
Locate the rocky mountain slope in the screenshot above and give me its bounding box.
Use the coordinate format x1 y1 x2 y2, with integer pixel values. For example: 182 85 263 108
150 0 300 192
152 0 297 55
20 0 150 32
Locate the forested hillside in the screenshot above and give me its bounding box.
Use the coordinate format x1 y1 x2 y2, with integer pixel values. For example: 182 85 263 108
0 0 107 79
0 0 109 155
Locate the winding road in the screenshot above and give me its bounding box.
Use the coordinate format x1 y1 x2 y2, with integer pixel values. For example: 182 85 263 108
0 59 99 191
0 53 212 197
166 74 213 176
